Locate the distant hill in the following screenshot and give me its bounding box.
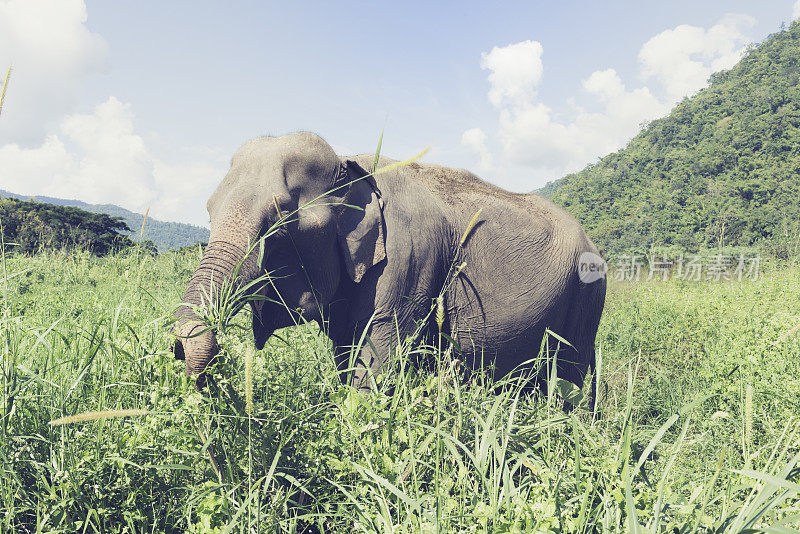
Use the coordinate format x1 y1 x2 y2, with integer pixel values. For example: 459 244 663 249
541 21 800 257
0 190 209 252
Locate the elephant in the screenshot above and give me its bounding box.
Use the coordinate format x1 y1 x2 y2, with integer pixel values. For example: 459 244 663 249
172 132 606 403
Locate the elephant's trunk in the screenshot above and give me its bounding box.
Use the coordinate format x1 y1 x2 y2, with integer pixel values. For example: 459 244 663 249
173 237 260 380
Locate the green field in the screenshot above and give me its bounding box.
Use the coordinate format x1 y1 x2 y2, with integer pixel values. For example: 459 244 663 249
1 247 799 532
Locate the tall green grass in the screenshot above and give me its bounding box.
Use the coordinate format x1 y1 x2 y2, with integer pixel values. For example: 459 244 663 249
0 245 799 532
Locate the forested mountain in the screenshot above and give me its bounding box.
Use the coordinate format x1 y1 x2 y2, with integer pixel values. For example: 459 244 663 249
0 190 209 252
0 197 136 255
541 21 800 257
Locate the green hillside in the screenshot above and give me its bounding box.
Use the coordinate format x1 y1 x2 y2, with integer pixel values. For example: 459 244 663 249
0 190 209 252
543 21 800 257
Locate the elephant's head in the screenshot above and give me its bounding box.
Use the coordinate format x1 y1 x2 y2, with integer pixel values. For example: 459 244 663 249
172 132 386 384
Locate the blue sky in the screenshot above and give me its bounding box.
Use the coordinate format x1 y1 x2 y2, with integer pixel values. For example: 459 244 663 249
0 1 797 226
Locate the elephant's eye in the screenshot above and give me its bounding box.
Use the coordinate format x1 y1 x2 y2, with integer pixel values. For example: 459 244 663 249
262 221 288 239
271 193 295 221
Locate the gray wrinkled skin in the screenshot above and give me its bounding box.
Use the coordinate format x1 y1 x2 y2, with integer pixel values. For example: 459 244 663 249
173 132 606 398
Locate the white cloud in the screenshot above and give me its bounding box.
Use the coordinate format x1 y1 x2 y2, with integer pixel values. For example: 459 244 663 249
464 47 667 188
0 0 224 226
495 74 666 175
0 0 109 145
794 1 800 20
59 98 157 209
638 14 755 103
463 14 754 191
0 135 74 191
582 69 667 136
481 40 544 109
496 103 577 170
0 98 155 211
461 127 493 171
0 97 223 227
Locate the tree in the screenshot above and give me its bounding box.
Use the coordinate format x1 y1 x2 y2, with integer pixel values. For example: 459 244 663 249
0 198 135 256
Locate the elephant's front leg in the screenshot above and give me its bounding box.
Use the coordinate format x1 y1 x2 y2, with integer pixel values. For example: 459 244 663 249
333 318 402 391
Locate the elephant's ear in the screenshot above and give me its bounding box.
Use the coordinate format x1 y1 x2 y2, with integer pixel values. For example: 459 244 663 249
334 160 386 283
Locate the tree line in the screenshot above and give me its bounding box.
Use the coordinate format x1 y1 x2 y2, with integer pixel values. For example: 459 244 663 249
0 197 156 256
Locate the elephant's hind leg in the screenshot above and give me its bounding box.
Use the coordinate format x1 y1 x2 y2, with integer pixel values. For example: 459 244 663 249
558 276 606 412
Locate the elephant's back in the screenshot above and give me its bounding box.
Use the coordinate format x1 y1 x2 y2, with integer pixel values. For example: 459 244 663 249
360 155 558 213
352 153 595 252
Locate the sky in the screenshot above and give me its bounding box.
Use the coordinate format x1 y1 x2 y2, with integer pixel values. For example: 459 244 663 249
0 1 799 227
